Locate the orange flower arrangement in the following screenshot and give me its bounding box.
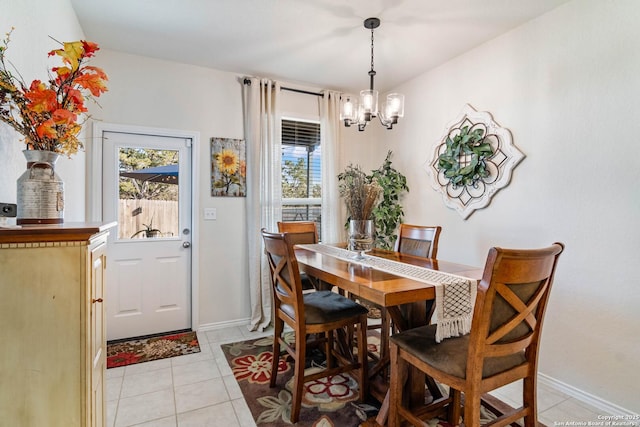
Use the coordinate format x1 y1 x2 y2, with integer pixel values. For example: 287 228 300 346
0 28 108 156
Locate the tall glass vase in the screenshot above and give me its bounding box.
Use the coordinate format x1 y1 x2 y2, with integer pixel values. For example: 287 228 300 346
348 219 374 260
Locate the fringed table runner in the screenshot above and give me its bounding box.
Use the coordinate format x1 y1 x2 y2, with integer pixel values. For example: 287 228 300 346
297 244 478 342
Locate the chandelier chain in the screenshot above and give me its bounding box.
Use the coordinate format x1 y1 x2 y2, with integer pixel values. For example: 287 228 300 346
370 27 375 73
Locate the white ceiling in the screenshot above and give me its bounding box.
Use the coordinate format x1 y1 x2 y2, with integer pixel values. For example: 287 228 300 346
70 0 570 93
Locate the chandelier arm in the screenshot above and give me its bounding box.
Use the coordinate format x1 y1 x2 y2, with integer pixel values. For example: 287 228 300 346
377 114 395 129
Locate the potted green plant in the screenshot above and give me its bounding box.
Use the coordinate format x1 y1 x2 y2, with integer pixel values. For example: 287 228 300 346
130 219 161 238
370 151 409 249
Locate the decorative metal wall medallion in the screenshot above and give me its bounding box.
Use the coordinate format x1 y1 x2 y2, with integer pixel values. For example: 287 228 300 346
425 104 525 219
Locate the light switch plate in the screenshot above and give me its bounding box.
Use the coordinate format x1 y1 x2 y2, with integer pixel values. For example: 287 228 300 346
204 208 217 220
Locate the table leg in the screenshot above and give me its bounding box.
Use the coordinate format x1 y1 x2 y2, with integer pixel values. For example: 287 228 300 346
373 302 443 426
374 387 390 426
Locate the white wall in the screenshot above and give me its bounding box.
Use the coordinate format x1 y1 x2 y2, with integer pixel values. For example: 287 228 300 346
88 50 250 327
358 0 639 413
0 0 86 221
86 52 326 328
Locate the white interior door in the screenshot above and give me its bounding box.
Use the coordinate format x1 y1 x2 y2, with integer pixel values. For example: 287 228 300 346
102 130 192 341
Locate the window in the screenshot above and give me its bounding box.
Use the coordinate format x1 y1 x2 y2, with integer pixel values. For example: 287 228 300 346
118 147 179 240
281 118 322 236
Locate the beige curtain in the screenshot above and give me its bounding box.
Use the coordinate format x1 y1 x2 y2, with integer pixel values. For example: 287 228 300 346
243 77 281 331
320 90 345 244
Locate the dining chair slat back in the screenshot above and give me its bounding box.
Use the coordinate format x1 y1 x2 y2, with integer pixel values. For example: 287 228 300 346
261 229 369 423
277 221 318 242
394 224 442 258
367 224 443 379
388 242 565 427
277 221 319 291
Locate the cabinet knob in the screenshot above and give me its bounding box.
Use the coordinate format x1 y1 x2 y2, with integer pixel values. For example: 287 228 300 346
92 298 103 303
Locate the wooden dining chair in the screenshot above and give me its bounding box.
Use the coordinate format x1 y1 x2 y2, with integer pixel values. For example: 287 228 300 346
394 224 442 258
277 221 320 291
369 225 443 377
388 242 564 427
261 229 369 423
277 221 318 241
395 224 443 323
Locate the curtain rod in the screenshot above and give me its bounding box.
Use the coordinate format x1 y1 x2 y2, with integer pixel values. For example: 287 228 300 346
243 78 324 98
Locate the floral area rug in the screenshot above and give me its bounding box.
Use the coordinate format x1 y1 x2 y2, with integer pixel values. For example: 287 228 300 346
221 332 475 427
107 330 200 369
221 332 381 426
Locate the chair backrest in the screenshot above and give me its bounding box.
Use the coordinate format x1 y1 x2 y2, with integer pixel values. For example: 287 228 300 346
261 228 304 321
394 224 442 258
277 221 318 244
467 242 564 380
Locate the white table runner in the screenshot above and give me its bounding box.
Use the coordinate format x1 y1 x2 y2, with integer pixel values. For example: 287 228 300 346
297 244 478 342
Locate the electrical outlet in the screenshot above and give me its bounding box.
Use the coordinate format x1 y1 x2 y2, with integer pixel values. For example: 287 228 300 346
0 203 17 217
204 208 217 220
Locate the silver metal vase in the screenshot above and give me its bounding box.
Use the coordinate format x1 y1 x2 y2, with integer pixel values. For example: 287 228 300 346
16 149 64 225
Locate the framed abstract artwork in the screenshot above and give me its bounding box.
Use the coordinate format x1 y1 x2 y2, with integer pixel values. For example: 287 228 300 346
210 137 246 197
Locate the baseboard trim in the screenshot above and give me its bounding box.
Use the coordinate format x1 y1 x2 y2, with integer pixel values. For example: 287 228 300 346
538 373 638 417
197 318 252 332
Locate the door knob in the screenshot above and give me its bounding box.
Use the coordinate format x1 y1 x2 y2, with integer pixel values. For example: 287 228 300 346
182 241 191 248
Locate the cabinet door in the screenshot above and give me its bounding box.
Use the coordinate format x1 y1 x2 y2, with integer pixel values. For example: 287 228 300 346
0 244 83 426
90 240 107 427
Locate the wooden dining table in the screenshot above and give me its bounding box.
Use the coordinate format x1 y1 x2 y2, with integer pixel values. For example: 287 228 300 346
294 245 483 426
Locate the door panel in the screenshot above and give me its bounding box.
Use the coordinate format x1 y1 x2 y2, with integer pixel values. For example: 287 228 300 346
90 240 106 427
102 131 192 340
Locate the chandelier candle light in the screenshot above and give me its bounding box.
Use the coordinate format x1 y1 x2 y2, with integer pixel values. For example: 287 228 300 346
340 18 404 131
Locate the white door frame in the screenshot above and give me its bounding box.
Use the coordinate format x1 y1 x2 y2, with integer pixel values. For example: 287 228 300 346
89 121 200 334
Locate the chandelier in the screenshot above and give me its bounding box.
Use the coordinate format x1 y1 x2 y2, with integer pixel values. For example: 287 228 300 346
340 17 404 131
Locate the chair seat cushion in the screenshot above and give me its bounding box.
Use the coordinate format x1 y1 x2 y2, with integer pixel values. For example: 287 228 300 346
390 324 526 379
281 291 368 324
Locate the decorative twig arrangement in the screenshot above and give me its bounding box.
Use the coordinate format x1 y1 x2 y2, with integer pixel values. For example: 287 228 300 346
338 164 382 220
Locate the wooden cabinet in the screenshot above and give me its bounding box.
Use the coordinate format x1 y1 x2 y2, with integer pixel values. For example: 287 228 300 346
0 222 115 427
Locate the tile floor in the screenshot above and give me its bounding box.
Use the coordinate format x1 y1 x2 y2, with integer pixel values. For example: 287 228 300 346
106 324 614 427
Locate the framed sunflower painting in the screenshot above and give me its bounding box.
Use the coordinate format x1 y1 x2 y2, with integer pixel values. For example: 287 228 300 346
210 137 246 197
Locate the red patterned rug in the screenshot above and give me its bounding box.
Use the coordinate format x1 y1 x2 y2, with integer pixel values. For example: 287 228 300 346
107 330 200 369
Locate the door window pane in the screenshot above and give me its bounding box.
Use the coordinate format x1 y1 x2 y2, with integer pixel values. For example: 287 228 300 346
118 148 179 240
